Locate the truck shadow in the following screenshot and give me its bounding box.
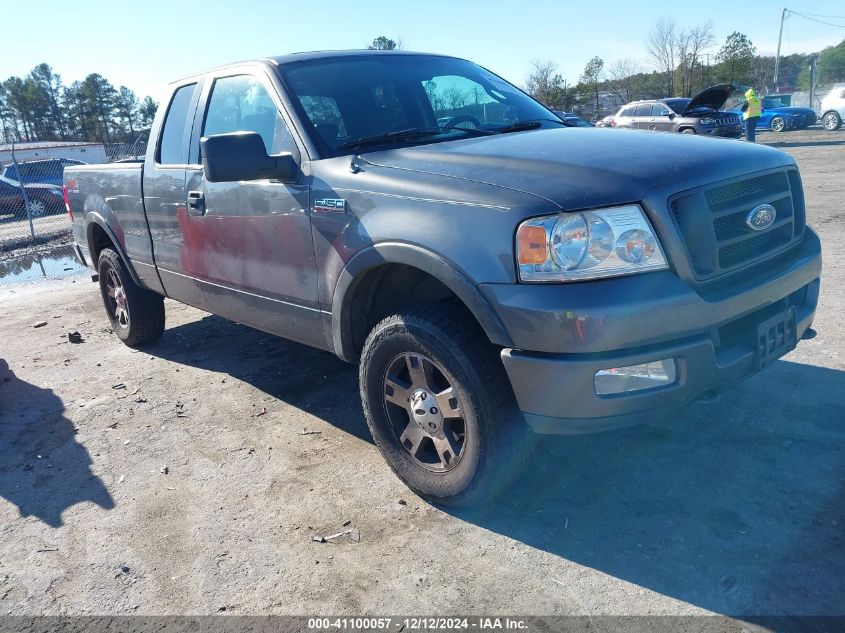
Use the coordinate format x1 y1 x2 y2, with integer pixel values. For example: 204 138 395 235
144 316 844 615
0 359 114 527
451 359 845 615
147 313 370 442
763 139 845 148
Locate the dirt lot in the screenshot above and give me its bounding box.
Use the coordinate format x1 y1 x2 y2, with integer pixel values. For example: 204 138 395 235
0 128 843 618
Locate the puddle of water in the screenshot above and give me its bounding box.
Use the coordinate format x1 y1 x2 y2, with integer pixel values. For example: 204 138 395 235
0 245 87 286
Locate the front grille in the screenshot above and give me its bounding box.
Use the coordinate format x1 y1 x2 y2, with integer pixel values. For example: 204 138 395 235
713 116 740 126
670 168 805 281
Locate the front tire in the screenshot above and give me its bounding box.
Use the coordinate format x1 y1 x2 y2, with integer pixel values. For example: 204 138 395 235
823 111 842 131
359 303 531 506
770 116 786 132
680 128 696 134
97 248 164 347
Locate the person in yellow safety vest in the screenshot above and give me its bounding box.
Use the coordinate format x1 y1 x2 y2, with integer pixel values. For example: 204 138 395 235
741 88 762 143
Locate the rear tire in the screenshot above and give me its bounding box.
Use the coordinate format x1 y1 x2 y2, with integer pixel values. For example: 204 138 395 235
97 248 164 348
359 302 532 506
823 111 842 131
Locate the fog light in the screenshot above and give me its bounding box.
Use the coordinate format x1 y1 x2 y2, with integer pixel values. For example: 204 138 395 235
594 359 677 395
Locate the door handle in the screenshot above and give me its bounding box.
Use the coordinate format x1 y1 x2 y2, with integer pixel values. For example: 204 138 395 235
187 190 205 216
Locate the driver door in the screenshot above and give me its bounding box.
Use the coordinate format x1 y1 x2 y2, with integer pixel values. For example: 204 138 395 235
178 71 324 349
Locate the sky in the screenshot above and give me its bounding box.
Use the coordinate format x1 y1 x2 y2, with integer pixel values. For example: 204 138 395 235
2 0 844 101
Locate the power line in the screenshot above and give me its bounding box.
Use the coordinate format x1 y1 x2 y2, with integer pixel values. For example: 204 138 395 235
790 11 845 19
788 10 845 29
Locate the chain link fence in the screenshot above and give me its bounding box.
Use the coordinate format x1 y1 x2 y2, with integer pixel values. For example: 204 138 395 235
0 139 146 283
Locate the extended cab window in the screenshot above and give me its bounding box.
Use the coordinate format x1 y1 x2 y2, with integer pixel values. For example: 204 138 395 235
158 84 196 164
202 75 296 156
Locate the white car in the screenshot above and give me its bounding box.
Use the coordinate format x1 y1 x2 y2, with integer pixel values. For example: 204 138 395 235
820 87 845 131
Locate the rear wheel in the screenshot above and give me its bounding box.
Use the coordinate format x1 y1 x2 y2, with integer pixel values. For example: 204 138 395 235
359 303 532 506
27 198 47 218
823 111 842 131
97 248 164 347
770 116 786 132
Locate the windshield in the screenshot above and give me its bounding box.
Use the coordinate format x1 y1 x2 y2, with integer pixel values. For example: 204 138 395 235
662 98 689 115
278 54 558 157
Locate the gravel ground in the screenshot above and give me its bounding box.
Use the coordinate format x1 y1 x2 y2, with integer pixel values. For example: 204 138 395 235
0 128 843 618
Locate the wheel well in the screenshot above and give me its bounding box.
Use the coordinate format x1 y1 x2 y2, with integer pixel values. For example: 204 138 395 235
678 126 696 133
346 264 480 357
89 223 114 263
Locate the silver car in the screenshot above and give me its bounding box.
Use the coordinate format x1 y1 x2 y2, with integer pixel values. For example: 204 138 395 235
614 85 743 138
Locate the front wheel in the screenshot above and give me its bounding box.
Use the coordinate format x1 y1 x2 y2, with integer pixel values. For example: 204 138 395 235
680 128 696 134
97 248 165 347
770 116 786 132
823 111 842 131
359 303 532 506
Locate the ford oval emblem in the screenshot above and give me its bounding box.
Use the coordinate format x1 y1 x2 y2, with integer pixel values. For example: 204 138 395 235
746 204 777 231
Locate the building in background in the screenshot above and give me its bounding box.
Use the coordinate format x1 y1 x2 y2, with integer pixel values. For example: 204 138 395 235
0 141 107 171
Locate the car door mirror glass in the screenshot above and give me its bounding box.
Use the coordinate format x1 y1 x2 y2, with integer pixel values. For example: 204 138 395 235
201 132 298 184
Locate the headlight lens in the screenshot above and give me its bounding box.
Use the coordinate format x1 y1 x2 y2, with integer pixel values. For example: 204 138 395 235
517 205 668 282
700 118 715 125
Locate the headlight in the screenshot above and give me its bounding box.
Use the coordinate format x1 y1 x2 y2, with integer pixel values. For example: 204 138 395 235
516 205 669 282
699 118 715 125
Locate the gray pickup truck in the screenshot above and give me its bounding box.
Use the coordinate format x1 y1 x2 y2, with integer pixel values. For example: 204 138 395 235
66 50 822 505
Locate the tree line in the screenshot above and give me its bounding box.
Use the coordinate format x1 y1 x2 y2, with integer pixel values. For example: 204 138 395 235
0 63 158 145
526 17 845 118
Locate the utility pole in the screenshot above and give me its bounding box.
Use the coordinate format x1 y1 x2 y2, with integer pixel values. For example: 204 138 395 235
773 8 789 92
809 54 817 112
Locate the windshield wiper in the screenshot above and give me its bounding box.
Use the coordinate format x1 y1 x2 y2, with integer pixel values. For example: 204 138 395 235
337 128 442 151
440 125 496 136
496 119 566 134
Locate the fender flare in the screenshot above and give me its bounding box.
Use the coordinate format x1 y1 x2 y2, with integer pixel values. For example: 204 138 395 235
330 242 513 362
85 212 143 287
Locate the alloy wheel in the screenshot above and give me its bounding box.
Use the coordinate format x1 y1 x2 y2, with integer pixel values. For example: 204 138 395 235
382 352 467 472
771 117 786 132
28 199 47 218
105 267 130 329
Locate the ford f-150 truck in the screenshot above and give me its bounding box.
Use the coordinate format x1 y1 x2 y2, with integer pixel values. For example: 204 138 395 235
65 50 822 505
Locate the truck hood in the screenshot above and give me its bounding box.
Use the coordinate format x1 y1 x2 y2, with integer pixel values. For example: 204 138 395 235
359 127 793 210
681 84 733 115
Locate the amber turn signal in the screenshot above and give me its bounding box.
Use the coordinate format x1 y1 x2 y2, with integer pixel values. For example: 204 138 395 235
517 225 548 265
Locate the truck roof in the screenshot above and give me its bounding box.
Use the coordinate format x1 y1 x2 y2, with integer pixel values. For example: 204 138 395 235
170 50 458 85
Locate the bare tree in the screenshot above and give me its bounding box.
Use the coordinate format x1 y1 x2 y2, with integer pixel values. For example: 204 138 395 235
607 58 646 104
646 17 678 97
677 21 715 96
524 60 570 109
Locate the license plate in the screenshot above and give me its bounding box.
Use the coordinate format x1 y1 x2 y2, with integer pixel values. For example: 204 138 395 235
756 307 797 370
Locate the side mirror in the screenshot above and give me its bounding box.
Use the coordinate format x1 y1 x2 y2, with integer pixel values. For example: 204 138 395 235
201 132 297 184
668 112 676 120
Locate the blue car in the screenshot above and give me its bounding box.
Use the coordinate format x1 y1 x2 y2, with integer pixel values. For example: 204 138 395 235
2 158 85 186
731 97 817 133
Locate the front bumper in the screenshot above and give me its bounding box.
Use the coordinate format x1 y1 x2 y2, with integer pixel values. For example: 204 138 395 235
483 231 821 434
704 124 743 138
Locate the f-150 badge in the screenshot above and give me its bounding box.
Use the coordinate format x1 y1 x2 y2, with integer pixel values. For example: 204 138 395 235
314 198 346 213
